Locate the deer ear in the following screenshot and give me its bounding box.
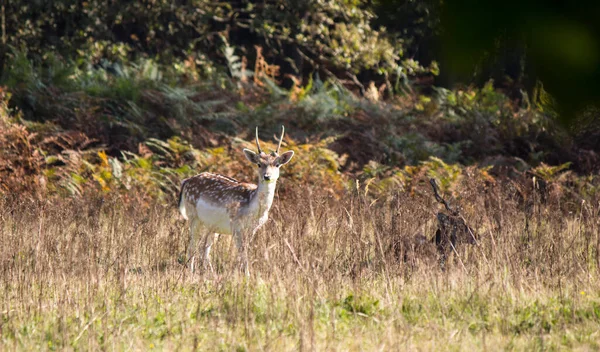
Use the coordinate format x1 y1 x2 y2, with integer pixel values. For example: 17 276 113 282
243 149 261 164
276 150 294 166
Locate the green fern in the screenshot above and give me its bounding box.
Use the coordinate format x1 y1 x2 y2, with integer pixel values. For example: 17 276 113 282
222 39 253 82
532 162 572 182
421 156 462 193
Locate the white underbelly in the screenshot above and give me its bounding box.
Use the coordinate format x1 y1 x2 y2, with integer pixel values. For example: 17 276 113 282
192 199 232 234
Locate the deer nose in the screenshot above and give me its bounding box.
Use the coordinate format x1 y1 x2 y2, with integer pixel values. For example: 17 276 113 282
263 175 271 181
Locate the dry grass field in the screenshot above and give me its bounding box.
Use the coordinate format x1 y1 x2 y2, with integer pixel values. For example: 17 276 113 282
1 183 600 351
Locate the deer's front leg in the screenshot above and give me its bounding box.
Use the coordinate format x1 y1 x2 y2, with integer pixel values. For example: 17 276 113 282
202 232 217 273
187 217 201 272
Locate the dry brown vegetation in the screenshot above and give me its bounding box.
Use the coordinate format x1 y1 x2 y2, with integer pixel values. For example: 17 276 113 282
1 175 600 350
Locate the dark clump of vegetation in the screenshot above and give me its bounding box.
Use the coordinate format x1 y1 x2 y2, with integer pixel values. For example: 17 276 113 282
1 51 599 205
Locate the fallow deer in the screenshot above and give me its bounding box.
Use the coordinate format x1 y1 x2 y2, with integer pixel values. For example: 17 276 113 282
178 126 294 275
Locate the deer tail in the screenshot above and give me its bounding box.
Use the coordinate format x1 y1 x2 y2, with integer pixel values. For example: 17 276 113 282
178 179 188 220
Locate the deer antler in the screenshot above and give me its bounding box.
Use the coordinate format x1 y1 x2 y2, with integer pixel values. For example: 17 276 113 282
276 125 285 154
255 126 263 155
429 178 457 215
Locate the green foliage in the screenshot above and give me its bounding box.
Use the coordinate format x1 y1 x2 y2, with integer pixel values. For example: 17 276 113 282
339 294 380 317
0 45 598 206
387 132 444 164
3 0 599 131
285 136 346 193
234 0 440 90
0 52 240 151
1 0 215 63
532 162 572 183
222 40 253 85
421 156 463 193
0 0 439 95
294 77 356 122
158 85 235 124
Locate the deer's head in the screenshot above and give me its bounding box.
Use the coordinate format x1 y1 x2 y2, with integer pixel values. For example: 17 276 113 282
243 126 294 184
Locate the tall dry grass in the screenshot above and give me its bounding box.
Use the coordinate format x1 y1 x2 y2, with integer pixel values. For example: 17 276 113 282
1 181 600 350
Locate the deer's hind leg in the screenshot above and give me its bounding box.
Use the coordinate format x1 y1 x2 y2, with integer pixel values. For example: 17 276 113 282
187 217 201 272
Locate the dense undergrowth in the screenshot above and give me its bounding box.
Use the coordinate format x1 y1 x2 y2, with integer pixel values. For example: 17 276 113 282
1 51 599 208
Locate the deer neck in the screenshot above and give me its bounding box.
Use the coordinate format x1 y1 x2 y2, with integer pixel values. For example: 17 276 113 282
252 180 277 215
